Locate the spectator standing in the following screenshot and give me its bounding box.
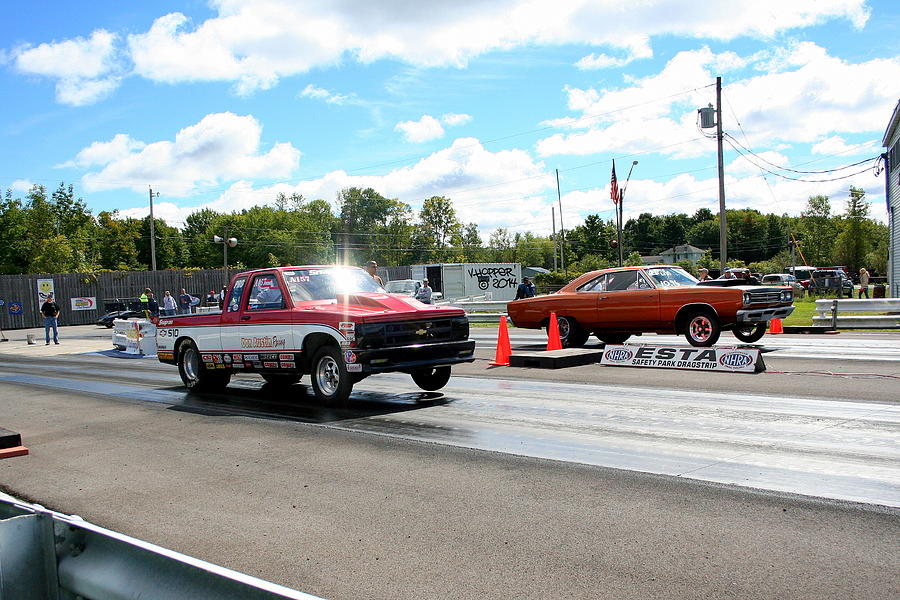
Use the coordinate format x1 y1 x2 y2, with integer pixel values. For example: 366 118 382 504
146 292 159 317
365 260 384 286
698 268 711 281
859 268 870 298
415 279 434 304
40 293 60 345
515 277 536 300
206 290 218 306
162 290 177 316
178 288 192 314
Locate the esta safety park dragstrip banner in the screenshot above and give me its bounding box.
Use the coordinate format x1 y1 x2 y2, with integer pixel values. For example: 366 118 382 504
600 344 765 373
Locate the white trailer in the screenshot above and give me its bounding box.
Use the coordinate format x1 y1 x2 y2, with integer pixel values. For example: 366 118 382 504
411 263 522 302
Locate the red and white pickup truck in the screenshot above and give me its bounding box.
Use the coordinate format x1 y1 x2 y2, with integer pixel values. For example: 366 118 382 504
156 266 476 402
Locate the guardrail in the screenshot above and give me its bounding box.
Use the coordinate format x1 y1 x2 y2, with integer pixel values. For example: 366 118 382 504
0 497 322 600
811 298 900 329
440 299 508 324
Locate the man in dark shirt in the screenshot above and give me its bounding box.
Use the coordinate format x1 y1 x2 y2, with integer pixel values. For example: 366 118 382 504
40 293 60 345
178 288 192 314
515 277 536 300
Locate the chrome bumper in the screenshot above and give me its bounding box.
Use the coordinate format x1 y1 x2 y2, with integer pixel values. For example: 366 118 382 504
736 305 795 323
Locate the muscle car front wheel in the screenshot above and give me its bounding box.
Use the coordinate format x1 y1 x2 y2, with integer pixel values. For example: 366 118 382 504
733 323 766 343
685 311 721 347
311 346 352 404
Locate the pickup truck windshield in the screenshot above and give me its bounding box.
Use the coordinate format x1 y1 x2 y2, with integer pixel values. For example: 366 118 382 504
283 268 384 302
645 267 699 288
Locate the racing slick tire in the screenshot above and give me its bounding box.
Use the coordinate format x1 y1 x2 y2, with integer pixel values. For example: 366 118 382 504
596 333 631 345
261 373 302 386
410 366 452 391
177 340 231 392
684 310 721 347
732 323 766 343
551 316 589 348
310 345 353 404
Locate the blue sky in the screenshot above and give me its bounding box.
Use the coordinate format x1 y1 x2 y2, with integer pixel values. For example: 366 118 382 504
2 0 898 239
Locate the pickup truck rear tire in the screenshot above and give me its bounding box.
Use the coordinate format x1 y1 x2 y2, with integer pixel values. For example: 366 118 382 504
310 346 352 404
178 341 231 392
410 366 452 391
733 323 766 343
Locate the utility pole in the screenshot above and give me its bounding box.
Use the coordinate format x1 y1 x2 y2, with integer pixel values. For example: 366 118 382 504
556 169 566 275
715 76 727 271
148 186 159 271
551 206 558 271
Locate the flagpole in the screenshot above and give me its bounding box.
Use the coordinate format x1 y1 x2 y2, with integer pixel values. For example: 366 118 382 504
619 161 638 267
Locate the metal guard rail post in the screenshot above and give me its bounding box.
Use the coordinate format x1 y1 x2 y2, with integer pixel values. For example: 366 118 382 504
0 497 323 600
811 298 900 329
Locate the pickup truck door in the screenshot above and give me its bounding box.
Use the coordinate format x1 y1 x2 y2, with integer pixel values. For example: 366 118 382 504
220 273 297 365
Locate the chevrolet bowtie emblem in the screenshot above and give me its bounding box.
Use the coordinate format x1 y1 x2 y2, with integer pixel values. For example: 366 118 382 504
416 328 427 335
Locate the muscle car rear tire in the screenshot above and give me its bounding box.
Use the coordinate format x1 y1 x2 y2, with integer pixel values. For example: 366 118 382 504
178 341 231 392
310 346 352 404
597 333 631 345
410 366 452 391
261 373 302 386
685 311 721 347
552 316 589 348
732 323 766 343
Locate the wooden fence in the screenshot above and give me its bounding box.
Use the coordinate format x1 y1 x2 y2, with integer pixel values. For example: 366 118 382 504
0 265 411 330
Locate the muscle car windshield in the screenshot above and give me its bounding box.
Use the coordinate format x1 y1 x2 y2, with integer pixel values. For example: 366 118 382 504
283 267 384 301
645 267 698 288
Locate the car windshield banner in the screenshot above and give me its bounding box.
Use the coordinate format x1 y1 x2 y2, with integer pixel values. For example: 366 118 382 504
601 344 764 373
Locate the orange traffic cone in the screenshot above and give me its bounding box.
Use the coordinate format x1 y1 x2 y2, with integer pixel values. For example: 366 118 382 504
547 312 563 351
489 316 512 366
769 318 784 334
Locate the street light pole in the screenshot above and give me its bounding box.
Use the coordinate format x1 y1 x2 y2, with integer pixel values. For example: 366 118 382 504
148 186 159 271
213 229 238 288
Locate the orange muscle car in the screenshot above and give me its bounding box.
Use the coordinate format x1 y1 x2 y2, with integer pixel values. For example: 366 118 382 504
506 265 795 347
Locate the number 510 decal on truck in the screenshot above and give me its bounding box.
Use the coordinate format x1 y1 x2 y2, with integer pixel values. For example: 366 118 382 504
156 266 475 403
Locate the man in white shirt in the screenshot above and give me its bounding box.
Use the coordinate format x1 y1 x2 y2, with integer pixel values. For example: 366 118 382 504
415 279 433 304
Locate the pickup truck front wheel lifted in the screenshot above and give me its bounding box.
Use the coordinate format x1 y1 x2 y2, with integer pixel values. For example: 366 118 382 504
410 366 452 391
178 341 231 392
311 346 352 404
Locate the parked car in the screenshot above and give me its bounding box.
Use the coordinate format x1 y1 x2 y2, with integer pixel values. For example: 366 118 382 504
384 279 443 301
809 270 853 295
507 265 795 347
761 273 804 296
786 266 816 289
96 309 145 328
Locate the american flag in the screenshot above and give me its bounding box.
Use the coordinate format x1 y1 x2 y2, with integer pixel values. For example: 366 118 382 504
610 160 619 205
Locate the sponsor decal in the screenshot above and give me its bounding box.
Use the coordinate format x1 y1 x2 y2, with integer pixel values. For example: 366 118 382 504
279 353 294 361
260 354 279 361
232 363 244 369
201 354 213 362
600 345 761 373
263 361 279 368
281 361 296 369
244 354 259 361
344 350 357 364
205 363 216 369
223 354 232 364
346 363 363 373
7 302 23 315
240 335 287 349
158 351 174 360
70 297 96 311
339 321 356 341
719 351 754 369
159 319 173 326
212 354 221 363
232 354 243 362
603 348 633 363
215 364 225 369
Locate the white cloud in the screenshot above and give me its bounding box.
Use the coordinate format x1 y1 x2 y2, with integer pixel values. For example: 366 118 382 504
299 84 358 105
537 43 900 162
15 0 864 103
395 115 445 143
811 135 878 156
10 179 34 193
78 112 300 196
14 29 122 105
441 113 472 126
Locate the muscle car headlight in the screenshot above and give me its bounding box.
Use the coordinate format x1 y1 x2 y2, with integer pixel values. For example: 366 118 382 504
780 290 793 302
742 292 752 307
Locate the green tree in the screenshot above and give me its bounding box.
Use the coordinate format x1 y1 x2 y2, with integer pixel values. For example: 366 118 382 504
797 195 835 266
831 186 870 272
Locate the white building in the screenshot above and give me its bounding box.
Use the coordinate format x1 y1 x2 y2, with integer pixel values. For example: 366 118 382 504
883 100 900 298
658 244 706 265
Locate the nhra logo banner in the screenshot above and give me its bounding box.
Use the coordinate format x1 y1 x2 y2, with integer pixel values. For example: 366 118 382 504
601 344 763 373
